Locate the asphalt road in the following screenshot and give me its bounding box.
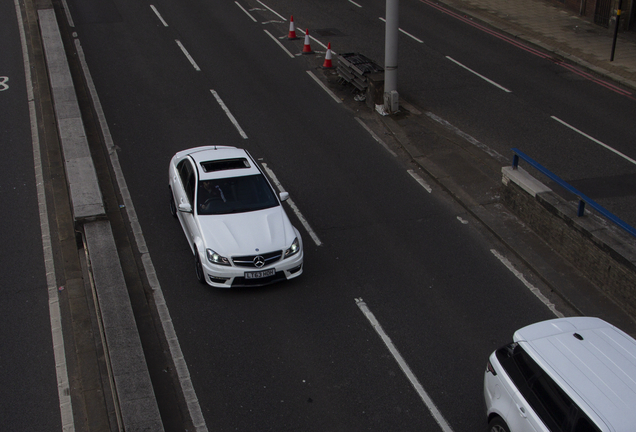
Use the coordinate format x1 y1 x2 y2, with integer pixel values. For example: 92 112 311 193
57 0 585 430
8 0 630 429
0 1 61 430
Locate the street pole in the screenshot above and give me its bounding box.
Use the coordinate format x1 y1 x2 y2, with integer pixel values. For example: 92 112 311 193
384 0 399 113
610 0 623 61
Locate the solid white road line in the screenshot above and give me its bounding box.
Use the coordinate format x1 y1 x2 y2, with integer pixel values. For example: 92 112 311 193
355 117 397 156
210 90 249 139
306 71 342 104
261 163 322 246
75 40 209 432
446 56 511 93
264 29 295 58
17 0 75 427
408 169 432 193
176 40 201 71
379 17 424 43
490 249 564 318
235 1 257 22
150 5 169 26
551 116 636 166
355 298 455 432
425 112 507 163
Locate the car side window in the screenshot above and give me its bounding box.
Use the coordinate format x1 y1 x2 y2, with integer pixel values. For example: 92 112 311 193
177 159 196 205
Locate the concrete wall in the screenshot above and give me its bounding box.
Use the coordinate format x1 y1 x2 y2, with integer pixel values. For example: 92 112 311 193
502 166 636 318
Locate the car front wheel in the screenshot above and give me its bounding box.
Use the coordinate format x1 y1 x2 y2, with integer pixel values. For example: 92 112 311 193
194 250 206 285
488 417 510 432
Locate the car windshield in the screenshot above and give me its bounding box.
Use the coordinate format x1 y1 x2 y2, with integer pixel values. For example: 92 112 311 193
196 174 279 215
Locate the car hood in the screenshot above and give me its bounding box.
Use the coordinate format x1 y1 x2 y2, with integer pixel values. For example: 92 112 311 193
199 206 296 256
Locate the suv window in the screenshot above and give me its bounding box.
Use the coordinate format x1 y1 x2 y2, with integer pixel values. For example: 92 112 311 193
496 344 600 432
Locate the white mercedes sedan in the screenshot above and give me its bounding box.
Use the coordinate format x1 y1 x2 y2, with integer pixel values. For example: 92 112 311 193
168 146 303 287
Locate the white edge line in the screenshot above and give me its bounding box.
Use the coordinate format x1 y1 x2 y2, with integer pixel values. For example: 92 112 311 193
75 39 209 432
176 40 201 71
446 56 511 93
378 17 424 43
60 0 75 27
256 0 287 21
354 117 397 157
551 116 636 166
306 71 342 104
18 0 75 428
235 1 257 22
261 163 322 246
407 169 432 193
264 29 294 58
490 249 564 318
150 5 169 26
210 90 249 139
355 299 454 432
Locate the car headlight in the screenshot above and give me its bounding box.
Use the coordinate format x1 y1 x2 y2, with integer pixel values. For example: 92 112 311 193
284 237 300 258
206 248 231 266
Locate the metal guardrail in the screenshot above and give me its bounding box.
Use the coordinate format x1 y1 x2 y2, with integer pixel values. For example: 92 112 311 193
511 148 636 238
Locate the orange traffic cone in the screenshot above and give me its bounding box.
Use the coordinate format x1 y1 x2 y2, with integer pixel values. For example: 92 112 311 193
288 16 297 39
302 29 313 54
323 42 334 68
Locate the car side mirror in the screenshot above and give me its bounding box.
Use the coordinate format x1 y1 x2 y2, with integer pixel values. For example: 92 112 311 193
178 202 193 213
279 192 289 202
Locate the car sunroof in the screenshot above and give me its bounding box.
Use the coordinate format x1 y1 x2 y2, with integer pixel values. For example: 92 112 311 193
200 158 250 173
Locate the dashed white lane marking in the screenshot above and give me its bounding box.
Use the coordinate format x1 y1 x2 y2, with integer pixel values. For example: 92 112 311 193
261 163 322 246
176 40 201 71
256 0 287 21
75 39 209 432
307 71 342 104
551 116 636 166
355 117 397 157
490 249 564 318
150 5 169 26
355 298 455 432
446 56 512 93
235 1 257 22
17 0 75 428
210 89 249 139
379 17 424 43
349 0 363 7
408 169 432 193
264 29 295 58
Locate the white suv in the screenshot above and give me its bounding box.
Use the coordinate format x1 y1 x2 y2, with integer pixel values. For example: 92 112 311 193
484 317 636 432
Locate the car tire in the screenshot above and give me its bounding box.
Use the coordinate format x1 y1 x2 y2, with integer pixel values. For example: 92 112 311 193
194 250 206 285
169 190 177 218
488 417 510 432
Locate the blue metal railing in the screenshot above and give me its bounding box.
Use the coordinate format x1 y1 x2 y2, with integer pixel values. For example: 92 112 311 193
511 148 636 239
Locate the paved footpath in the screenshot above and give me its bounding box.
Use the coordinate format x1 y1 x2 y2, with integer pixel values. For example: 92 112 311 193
434 0 636 89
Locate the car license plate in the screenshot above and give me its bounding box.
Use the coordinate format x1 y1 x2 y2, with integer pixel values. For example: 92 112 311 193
245 268 275 279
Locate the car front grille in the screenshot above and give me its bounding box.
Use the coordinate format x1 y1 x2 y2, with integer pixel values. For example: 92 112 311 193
232 250 282 268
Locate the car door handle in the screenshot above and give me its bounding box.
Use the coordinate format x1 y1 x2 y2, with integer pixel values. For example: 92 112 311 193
516 404 527 418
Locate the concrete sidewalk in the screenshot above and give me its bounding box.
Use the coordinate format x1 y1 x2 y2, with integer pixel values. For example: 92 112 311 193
435 0 636 90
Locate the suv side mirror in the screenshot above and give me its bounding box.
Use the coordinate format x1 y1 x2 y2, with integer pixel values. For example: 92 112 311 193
279 192 289 202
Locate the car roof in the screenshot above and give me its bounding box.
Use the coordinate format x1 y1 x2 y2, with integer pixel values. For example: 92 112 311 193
514 317 636 432
180 146 262 180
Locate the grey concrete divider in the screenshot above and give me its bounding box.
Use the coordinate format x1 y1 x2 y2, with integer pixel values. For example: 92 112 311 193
38 7 164 430
38 8 104 221
502 166 636 318
84 221 164 432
